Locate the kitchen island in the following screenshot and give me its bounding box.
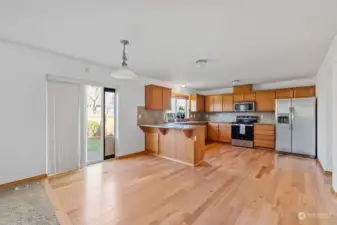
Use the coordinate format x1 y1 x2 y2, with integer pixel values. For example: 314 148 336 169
139 124 205 166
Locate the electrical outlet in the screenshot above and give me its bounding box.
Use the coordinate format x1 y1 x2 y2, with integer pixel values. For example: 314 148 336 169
138 114 142 119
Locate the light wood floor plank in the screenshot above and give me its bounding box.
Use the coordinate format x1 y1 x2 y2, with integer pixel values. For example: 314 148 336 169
46 144 337 225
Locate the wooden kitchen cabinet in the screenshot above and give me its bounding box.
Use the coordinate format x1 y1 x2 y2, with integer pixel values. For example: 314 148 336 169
213 95 223 112
233 84 252 94
294 86 315 98
275 88 294 99
207 123 219 141
218 124 231 143
255 90 276 112
233 94 244 102
205 95 222 112
190 94 205 112
222 94 233 112
145 85 172 110
243 92 255 101
254 124 275 149
233 93 255 102
162 87 172 110
205 95 213 112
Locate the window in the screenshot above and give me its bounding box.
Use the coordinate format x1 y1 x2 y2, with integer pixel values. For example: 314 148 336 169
168 94 189 119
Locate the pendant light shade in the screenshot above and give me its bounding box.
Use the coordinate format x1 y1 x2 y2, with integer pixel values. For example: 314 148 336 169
110 67 137 79
111 39 137 79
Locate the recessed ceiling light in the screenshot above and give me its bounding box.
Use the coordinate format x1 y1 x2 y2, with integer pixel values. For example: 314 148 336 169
180 84 186 88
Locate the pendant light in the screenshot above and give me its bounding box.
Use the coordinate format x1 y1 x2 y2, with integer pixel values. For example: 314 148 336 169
110 40 137 79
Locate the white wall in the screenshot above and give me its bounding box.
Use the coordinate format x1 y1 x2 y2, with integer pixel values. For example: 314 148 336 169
332 61 337 191
196 77 316 96
171 84 196 95
197 87 233 95
0 40 170 185
253 77 316 91
316 38 336 173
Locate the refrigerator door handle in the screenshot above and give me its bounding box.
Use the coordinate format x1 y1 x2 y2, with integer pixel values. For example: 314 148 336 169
288 107 292 130
291 107 295 130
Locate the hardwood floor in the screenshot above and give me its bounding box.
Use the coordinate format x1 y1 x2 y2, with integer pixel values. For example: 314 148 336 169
45 144 337 225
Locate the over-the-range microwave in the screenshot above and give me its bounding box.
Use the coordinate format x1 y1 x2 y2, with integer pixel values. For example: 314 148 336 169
233 102 255 112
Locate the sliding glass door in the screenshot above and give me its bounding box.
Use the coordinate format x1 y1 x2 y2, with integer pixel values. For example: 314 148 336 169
47 80 81 175
103 88 116 159
86 86 103 163
85 86 116 163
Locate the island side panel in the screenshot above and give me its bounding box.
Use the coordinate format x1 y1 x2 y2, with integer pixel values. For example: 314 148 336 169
194 127 205 165
174 129 195 165
145 132 159 153
159 129 175 159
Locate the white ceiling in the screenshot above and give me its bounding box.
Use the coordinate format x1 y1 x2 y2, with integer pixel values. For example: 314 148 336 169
1 0 337 89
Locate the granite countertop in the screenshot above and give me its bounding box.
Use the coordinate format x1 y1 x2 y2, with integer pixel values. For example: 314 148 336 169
174 121 209 124
254 122 276 125
161 121 276 125
139 124 205 130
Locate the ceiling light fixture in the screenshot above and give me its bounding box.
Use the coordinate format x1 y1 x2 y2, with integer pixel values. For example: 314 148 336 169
180 84 186 88
232 80 241 86
110 40 137 79
196 59 208 67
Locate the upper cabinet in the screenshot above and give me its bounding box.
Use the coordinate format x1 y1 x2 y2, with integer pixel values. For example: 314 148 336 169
162 87 172 110
275 88 294 99
233 92 255 102
145 85 171 110
233 84 252 94
255 90 276 112
243 92 255 101
200 85 315 113
190 94 205 112
213 95 223 112
294 86 315 98
222 94 233 112
205 95 223 112
233 94 244 102
205 95 213 112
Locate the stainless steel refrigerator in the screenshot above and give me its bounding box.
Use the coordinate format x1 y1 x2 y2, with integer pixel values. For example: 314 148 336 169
275 97 316 157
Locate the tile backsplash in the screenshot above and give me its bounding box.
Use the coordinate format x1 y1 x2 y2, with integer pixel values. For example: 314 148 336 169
137 106 276 125
137 106 165 125
191 112 275 123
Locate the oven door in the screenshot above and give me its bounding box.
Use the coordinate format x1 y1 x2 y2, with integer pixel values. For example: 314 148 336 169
231 124 254 141
234 102 255 112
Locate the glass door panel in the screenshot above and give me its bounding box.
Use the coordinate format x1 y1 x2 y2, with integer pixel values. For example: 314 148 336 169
86 86 103 163
104 88 115 159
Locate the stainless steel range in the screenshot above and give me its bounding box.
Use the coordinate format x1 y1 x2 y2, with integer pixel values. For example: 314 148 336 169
231 116 258 148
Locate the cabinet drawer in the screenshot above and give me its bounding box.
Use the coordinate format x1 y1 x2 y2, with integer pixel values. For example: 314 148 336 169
219 123 231 129
254 130 275 136
254 124 275 131
254 134 274 142
254 140 274 149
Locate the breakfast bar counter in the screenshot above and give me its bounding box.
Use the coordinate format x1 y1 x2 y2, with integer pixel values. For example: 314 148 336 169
139 124 205 166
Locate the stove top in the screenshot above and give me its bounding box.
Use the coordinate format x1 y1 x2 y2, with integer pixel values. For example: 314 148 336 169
234 116 258 124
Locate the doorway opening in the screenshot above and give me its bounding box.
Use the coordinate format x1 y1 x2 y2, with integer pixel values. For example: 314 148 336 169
85 86 116 163
103 88 116 160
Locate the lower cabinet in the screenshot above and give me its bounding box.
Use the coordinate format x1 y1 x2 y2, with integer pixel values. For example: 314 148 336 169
218 124 231 142
207 123 219 141
254 124 275 149
207 123 231 143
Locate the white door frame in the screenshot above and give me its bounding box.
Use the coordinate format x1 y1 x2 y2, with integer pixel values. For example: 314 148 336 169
46 74 119 168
